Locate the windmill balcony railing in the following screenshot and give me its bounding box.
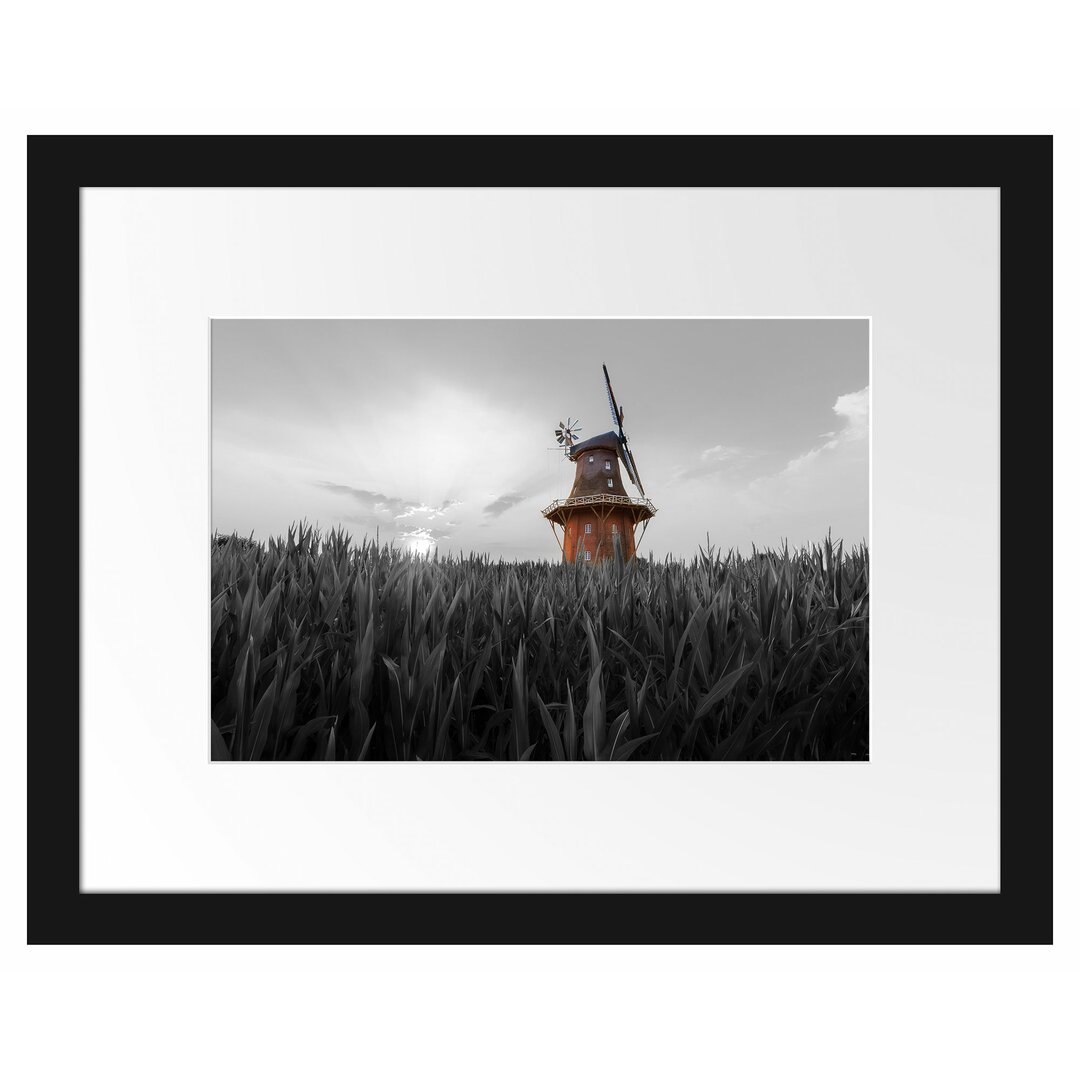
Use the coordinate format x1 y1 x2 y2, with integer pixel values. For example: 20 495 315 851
541 494 658 516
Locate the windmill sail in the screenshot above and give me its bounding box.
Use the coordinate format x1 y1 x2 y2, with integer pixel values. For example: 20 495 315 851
628 446 645 495
604 364 645 496
603 364 622 433
621 443 644 496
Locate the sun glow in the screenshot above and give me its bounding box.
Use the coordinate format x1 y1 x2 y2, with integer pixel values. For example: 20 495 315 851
400 527 437 556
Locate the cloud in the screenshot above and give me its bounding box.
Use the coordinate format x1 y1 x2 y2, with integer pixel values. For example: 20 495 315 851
482 470 552 517
702 444 741 463
729 385 870 544
834 386 869 431
317 482 411 516
674 443 748 481
393 499 460 521
779 385 868 475
318 483 461 519
483 492 529 517
317 482 461 543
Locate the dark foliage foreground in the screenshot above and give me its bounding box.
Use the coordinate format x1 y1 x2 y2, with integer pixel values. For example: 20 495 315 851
211 527 869 761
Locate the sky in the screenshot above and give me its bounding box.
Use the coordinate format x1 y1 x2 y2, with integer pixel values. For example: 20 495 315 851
211 318 869 561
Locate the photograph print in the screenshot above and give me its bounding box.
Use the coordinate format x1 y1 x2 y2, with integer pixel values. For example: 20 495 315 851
211 317 869 762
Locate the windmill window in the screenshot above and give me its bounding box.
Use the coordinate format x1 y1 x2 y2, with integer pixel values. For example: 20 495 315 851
607 478 614 488
604 461 611 471
584 523 592 535
612 523 619 533
584 550 591 561
588 455 594 463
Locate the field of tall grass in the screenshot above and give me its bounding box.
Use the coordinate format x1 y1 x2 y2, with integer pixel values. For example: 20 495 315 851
211 526 869 761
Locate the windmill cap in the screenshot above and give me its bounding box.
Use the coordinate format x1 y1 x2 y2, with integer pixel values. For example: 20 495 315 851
568 430 623 460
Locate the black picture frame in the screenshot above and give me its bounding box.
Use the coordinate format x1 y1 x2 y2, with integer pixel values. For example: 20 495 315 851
27 135 1052 944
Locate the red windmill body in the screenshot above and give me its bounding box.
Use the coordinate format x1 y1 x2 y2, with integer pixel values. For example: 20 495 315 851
542 366 657 563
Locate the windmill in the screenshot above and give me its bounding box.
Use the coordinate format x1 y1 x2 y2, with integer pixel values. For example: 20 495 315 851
541 366 657 563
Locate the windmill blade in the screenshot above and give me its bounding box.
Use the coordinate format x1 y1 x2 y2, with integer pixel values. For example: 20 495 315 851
626 444 645 495
618 444 638 491
621 442 645 496
602 364 623 436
